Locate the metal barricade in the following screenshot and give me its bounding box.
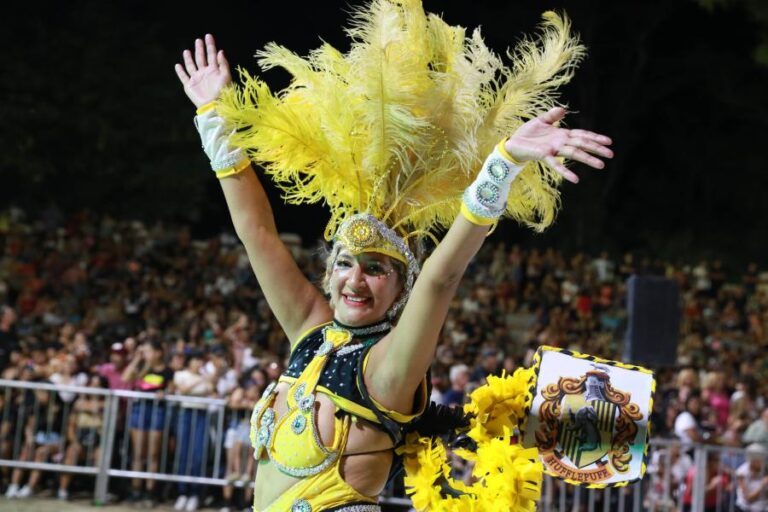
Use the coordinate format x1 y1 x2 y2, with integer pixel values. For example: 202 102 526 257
2 377 767 512
0 379 242 505
0 378 111 497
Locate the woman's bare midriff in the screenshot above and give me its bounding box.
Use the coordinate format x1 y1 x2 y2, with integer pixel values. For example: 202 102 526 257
252 383 395 510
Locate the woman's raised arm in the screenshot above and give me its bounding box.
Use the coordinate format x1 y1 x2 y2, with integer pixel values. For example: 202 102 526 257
367 107 613 411
174 35 330 343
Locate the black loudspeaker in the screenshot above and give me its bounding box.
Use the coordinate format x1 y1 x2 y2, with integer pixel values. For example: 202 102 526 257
623 276 680 367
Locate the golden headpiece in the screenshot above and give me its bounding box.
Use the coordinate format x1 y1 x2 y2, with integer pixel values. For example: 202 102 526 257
216 0 584 310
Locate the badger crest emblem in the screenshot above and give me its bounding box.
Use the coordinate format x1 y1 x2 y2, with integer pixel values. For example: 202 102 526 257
535 364 643 483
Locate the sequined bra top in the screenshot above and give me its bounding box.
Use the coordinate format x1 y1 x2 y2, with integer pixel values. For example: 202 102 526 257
249 320 427 478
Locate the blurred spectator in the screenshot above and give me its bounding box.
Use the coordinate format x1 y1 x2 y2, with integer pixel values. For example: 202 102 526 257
5 372 60 499
675 369 700 405
443 364 470 407
735 444 768 512
96 342 132 390
173 351 214 512
702 371 730 433
675 391 707 444
49 354 88 403
57 374 108 500
221 368 264 512
205 346 238 398
0 306 18 369
681 452 730 512
742 409 768 449
123 340 174 506
470 348 500 382
646 444 692 511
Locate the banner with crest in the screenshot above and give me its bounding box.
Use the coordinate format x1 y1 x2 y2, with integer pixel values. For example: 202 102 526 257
521 346 656 488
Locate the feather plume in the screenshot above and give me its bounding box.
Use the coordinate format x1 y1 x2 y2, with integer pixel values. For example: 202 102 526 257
216 1 585 239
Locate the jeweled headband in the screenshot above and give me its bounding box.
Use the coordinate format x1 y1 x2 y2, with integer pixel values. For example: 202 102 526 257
332 213 419 318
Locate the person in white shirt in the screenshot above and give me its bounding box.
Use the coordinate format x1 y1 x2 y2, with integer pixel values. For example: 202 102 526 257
674 391 707 444
735 444 768 512
173 352 214 512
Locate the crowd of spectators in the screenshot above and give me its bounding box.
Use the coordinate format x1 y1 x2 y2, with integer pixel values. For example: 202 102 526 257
1 207 767 510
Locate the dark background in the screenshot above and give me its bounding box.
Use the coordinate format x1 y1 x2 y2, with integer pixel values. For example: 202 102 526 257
3 0 767 265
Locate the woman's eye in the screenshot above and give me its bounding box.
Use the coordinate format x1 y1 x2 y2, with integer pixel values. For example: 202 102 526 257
335 260 352 268
366 264 387 275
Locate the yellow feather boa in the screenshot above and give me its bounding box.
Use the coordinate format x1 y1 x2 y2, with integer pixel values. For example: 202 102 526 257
397 368 542 511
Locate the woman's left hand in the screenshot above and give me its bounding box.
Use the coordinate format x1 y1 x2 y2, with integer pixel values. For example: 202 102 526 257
503 106 613 183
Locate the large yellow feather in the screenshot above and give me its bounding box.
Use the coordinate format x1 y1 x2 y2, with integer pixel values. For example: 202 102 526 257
217 1 585 239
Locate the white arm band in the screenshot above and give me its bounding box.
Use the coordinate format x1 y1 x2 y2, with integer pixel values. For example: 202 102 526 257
193 107 247 174
461 142 525 224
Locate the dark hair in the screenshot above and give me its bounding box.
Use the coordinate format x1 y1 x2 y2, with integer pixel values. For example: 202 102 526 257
92 374 109 389
685 390 702 411
184 350 205 366
147 339 164 353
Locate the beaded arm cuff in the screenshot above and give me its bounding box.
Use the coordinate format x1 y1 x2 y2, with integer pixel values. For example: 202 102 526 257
193 103 250 178
461 141 525 225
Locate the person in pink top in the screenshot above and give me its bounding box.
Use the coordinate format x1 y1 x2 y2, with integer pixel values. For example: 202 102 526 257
96 342 132 390
702 371 730 433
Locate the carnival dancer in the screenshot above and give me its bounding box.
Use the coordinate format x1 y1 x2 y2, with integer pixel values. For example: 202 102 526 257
174 1 612 510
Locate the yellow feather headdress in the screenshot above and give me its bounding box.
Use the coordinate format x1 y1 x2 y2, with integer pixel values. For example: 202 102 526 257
216 0 584 278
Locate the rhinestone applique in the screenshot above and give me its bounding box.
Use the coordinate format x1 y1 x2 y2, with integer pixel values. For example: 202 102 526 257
250 401 264 427
261 408 275 427
335 343 364 357
270 449 338 478
298 394 315 412
256 425 271 446
291 414 307 434
331 320 391 336
487 159 509 182
476 182 500 205
293 383 306 402
316 341 334 356
291 499 312 512
262 382 277 397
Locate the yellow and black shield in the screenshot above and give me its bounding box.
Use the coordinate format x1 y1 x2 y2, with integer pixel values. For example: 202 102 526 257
558 395 618 468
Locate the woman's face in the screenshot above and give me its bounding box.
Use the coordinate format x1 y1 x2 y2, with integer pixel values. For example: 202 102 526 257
250 369 266 389
328 249 403 326
145 344 163 365
188 357 203 373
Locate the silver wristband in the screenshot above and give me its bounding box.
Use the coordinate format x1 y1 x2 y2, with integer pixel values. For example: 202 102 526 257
463 144 524 220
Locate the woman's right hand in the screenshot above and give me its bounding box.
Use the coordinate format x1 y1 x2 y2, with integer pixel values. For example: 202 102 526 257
175 34 232 108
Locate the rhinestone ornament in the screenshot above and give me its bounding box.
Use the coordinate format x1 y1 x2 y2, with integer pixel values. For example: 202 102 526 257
315 341 334 357
335 343 364 357
347 218 377 247
299 394 315 412
262 382 277 398
291 499 312 512
332 320 391 337
291 414 307 434
261 408 275 427
293 384 306 403
476 182 500 205
256 425 271 445
487 159 509 182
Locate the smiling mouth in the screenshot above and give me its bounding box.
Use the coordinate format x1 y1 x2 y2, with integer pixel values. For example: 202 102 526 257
342 294 371 307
